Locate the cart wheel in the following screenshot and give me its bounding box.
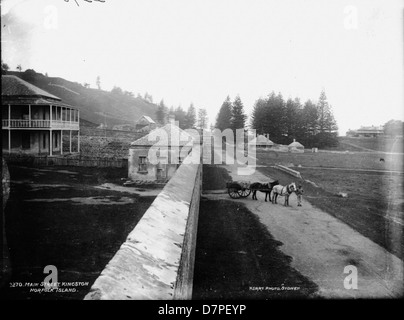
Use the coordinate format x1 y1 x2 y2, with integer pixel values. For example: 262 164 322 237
238 188 251 198
228 187 241 199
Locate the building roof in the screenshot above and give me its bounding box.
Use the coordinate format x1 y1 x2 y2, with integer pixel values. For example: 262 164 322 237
130 122 194 147
2 75 61 101
288 139 304 148
136 115 155 124
356 125 384 133
251 134 274 145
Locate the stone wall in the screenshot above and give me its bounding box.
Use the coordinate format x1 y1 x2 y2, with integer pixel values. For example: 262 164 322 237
84 158 202 300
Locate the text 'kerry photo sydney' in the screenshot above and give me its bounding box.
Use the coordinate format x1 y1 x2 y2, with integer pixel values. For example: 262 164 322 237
1 0 403 306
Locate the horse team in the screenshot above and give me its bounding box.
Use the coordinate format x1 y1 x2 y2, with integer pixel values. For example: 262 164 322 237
250 180 303 207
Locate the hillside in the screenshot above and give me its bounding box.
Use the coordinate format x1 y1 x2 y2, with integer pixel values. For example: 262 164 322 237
5 70 158 128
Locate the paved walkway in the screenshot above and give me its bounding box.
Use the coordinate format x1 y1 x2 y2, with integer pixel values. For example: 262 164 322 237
203 143 403 298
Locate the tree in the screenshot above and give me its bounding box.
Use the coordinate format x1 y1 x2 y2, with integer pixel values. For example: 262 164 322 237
384 120 403 137
317 90 337 133
111 86 123 94
284 98 301 140
96 76 101 90
1 60 9 74
230 95 247 132
144 92 153 103
250 97 268 135
197 108 208 130
123 91 134 97
215 96 233 131
174 106 187 129
315 90 338 148
184 103 197 129
156 99 167 125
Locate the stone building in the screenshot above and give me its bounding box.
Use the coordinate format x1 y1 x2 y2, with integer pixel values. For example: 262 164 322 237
128 121 195 181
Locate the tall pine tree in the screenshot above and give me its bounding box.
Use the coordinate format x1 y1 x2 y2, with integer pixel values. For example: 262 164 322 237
156 99 166 125
184 103 197 129
215 96 233 131
231 95 247 132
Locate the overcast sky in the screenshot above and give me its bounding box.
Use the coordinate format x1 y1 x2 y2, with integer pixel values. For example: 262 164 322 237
2 0 403 135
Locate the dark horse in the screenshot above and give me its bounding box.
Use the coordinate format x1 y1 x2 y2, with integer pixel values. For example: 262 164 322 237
251 180 279 202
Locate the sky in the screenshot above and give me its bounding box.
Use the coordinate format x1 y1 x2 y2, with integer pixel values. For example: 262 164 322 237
1 0 403 135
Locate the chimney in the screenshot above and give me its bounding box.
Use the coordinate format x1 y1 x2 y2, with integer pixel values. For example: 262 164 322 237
168 114 175 123
293 139 296 142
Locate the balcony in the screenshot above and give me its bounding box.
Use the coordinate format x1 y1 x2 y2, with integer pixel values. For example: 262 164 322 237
2 119 79 130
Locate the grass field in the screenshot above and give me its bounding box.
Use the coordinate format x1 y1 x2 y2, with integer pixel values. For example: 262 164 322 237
255 149 403 172
1 165 156 300
254 150 404 260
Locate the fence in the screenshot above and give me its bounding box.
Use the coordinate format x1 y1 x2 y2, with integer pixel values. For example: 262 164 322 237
31 156 128 168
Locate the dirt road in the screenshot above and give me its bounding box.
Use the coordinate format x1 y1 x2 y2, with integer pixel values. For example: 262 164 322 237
203 142 403 298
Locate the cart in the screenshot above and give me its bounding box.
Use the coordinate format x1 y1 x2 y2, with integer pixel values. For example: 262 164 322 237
226 181 252 199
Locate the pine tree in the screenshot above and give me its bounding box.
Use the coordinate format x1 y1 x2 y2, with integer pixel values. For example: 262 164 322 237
156 99 167 125
184 103 197 129
231 95 247 132
174 106 187 129
96 76 101 90
197 108 208 129
215 96 233 131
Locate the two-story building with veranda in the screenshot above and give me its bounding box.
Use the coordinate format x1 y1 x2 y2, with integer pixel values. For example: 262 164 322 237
2 75 80 156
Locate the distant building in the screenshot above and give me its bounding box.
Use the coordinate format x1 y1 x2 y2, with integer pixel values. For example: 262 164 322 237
346 125 384 137
251 134 274 149
2 75 80 156
135 115 157 132
288 139 304 153
128 121 195 181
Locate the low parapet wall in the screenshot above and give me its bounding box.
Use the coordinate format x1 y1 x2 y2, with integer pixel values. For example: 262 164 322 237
84 161 202 300
275 164 302 179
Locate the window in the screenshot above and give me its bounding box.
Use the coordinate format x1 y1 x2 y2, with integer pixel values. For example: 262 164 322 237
138 156 148 173
43 134 46 149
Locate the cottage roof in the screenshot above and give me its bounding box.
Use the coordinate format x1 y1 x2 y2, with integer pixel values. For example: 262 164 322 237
136 115 156 124
130 122 194 147
251 135 274 145
288 139 304 148
2 75 61 101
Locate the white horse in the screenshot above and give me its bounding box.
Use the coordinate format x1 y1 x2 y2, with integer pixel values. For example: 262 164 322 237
272 182 296 206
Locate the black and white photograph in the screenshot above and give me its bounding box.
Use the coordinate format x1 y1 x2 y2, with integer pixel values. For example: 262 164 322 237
1 0 403 311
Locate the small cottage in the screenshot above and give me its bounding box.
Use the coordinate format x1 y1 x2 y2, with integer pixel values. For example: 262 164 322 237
251 134 274 149
288 139 304 153
135 115 157 132
128 121 194 181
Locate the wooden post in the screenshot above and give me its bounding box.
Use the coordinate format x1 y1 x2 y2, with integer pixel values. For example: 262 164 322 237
69 130 72 153
77 110 80 153
61 131 63 155
29 104 31 127
50 105 52 127
8 104 11 154
49 130 53 156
